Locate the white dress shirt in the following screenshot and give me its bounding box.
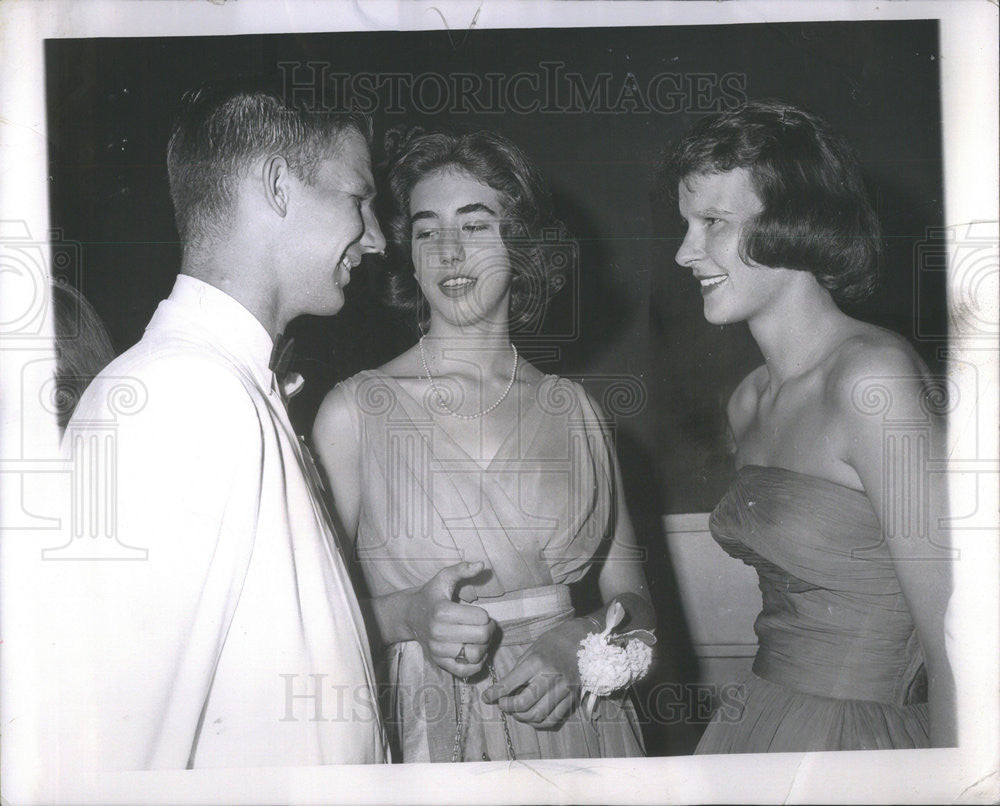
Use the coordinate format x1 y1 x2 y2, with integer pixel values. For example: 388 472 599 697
56 275 387 770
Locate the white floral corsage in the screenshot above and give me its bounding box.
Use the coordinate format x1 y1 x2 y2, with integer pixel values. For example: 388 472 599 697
577 601 655 720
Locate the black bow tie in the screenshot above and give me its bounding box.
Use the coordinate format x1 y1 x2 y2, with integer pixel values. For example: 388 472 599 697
269 333 295 377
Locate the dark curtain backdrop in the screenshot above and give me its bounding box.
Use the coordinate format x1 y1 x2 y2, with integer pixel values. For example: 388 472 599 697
46 20 944 755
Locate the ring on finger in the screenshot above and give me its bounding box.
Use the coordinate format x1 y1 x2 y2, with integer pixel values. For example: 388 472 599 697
454 644 469 663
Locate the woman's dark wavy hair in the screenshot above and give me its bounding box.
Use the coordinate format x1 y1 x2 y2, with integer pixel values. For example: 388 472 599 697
381 127 572 332
659 99 881 303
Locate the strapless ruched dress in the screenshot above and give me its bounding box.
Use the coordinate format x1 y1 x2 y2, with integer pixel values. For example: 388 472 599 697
339 370 645 762
695 465 929 753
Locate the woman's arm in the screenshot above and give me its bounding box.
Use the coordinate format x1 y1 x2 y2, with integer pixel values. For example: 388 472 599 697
483 397 654 728
833 343 957 747
312 385 363 543
312 386 496 676
594 454 656 632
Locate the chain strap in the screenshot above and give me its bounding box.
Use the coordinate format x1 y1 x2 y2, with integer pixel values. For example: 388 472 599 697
450 663 517 762
450 676 469 763
489 662 517 761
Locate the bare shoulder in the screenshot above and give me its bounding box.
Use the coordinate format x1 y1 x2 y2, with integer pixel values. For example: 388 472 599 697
727 364 768 437
825 323 931 417
312 381 359 447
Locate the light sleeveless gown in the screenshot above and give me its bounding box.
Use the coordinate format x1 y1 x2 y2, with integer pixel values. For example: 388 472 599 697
338 370 645 762
696 464 929 753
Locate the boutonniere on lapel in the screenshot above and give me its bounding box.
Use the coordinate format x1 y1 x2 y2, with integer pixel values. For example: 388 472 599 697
269 333 305 399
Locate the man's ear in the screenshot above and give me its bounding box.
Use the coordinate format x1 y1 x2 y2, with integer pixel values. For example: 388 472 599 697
262 155 291 217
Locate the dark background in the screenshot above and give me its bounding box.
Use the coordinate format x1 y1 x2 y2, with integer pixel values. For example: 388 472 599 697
46 20 945 755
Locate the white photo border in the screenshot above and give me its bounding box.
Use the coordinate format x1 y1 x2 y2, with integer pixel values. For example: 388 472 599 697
0 1 996 804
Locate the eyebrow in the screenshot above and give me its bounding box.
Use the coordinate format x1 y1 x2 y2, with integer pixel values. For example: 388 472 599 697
410 202 498 225
456 202 497 216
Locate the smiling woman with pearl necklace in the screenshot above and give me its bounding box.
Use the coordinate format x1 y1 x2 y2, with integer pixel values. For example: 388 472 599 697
312 128 655 763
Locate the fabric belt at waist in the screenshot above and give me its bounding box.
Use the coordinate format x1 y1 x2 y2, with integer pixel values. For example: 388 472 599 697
475 584 575 646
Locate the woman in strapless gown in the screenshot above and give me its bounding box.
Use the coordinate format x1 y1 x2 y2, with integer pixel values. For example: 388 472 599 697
661 100 955 752
313 128 653 762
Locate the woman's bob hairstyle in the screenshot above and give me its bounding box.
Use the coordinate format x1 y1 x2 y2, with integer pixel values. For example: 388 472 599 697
660 99 881 303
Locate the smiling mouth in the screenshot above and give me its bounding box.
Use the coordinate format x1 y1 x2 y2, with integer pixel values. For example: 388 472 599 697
697 274 728 293
438 276 477 297
336 255 355 286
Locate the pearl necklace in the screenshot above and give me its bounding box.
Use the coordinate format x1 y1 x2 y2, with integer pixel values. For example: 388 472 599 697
419 336 518 420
